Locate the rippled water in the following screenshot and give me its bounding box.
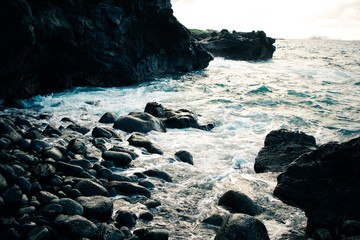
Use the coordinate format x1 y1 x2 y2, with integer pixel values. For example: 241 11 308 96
3 39 360 239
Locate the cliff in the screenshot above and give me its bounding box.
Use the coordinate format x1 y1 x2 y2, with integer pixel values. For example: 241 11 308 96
191 29 276 61
0 0 213 99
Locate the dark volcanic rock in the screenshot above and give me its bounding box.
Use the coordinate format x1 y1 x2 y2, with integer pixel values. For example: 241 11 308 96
74 179 109 197
76 195 113 222
106 181 151 198
99 112 119 124
115 210 137 228
0 0 212 99
174 150 194 165
54 214 97 239
214 214 270 240
274 135 360 238
143 169 172 182
218 190 261 216
67 139 87 155
128 133 163 155
102 150 133 167
114 112 166 133
193 29 276 61
51 198 84 216
92 127 114 139
254 129 317 173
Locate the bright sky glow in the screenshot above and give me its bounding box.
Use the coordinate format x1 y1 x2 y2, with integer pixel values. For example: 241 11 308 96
171 0 360 40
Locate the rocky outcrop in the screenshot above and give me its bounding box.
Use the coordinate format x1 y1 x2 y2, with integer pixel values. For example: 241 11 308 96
254 129 317 173
274 136 360 239
191 29 275 61
0 0 213 99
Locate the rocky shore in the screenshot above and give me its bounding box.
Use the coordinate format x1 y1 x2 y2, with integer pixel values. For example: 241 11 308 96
1 101 359 239
0 0 212 99
190 29 276 61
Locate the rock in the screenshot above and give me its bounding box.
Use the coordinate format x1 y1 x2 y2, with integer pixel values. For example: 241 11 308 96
203 214 226 227
139 212 154 221
174 150 194 165
113 112 166 133
102 151 133 167
24 128 43 140
274 136 360 238
76 196 113 222
67 139 87 155
51 198 83 216
92 138 107 152
0 118 24 143
13 149 38 165
0 0 212 99
41 147 64 161
43 125 62 137
92 127 114 139
55 161 84 177
1 99 25 109
74 179 109 197
192 29 276 61
128 133 163 155
29 140 50 152
218 190 260 216
32 164 56 180
2 185 23 207
115 210 137 228
66 124 90 135
134 229 169 240
0 137 12 150
144 200 161 209
143 170 172 182
26 226 51 240
69 159 92 171
37 191 58 205
0 173 8 190
106 181 151 198
97 223 126 240
17 176 32 194
138 180 155 189
109 146 139 159
54 214 97 239
254 129 317 173
214 214 270 240
99 112 119 124
43 203 63 218
0 164 17 183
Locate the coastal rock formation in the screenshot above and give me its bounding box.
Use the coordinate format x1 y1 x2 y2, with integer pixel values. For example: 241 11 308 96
254 129 317 173
274 136 360 239
0 0 213 99
192 29 276 61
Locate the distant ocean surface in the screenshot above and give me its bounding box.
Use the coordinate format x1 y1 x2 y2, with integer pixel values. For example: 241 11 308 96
7 39 360 239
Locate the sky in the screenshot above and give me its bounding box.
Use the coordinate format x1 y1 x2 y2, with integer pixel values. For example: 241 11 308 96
171 0 360 40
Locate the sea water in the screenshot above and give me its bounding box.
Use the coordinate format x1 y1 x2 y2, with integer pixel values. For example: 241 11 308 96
4 39 360 239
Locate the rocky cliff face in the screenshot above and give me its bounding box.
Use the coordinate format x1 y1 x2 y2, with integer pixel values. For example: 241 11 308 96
0 0 213 99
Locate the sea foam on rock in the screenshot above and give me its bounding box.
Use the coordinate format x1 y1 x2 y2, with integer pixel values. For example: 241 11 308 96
0 0 213 99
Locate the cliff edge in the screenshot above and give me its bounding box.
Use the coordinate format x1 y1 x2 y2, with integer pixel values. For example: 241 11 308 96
0 0 213 99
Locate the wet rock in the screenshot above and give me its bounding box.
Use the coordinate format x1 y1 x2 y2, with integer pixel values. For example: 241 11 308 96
29 140 50 152
0 164 17 183
99 112 119 124
0 173 8 190
138 180 155 189
2 184 23 207
115 210 137 228
174 150 194 165
43 125 62 137
74 179 108 197
109 146 139 159
26 226 51 240
110 173 133 182
76 196 113 222
41 147 64 161
143 169 172 182
24 128 43 140
92 138 107 152
1 98 25 109
92 127 114 139
32 164 56 180
51 198 83 216
139 212 154 221
128 133 163 155
193 29 276 61
134 229 169 240
106 181 151 198
97 223 126 240
0 118 24 143
66 124 90 135
54 214 97 239
37 191 58 204
114 112 166 133
55 161 84 177
13 149 38 165
214 214 270 240
43 203 63 218
17 176 32 194
67 139 87 155
69 159 92 171
0 137 12 150
218 190 260 216
255 129 317 173
102 150 133 167
203 214 226 227
274 136 360 238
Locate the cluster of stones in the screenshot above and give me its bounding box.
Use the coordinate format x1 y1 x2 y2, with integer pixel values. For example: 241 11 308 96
0 102 207 240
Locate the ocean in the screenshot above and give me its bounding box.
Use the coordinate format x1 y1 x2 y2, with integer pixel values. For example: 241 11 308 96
3 39 360 239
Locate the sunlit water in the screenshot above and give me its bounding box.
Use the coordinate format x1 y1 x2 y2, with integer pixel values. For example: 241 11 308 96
3 39 360 239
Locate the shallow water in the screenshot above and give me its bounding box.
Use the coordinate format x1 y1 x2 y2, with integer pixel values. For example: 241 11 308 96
3 39 360 239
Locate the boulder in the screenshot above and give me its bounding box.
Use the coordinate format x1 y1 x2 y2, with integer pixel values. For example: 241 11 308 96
192 29 276 61
99 112 119 124
113 112 166 133
174 150 194 165
106 181 151 198
102 150 133 167
54 214 97 239
143 169 172 182
67 139 87 155
115 210 137 228
128 133 163 155
66 124 90 135
92 127 114 139
51 198 84 216
0 118 24 144
274 136 360 238
0 0 212 99
214 214 270 240
76 196 113 222
218 190 261 216
74 179 108 197
254 129 317 173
